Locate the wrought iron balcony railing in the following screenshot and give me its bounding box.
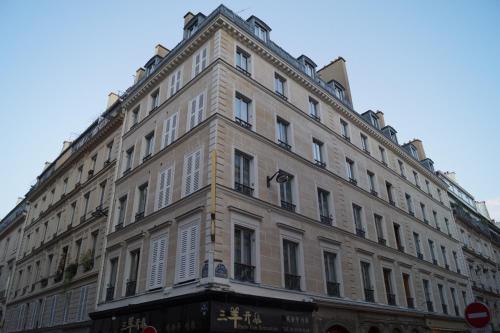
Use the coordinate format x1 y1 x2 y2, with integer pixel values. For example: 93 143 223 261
106 286 115 301
356 228 366 238
125 280 137 297
387 293 396 305
234 182 254 196
364 289 375 302
281 201 296 212
320 215 333 225
234 262 255 283
277 139 291 150
326 282 340 297
285 274 301 291
407 297 415 309
426 301 434 312
235 117 252 129
378 238 387 246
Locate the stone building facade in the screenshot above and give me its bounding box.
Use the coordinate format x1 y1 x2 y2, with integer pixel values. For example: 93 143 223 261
2 96 123 333
438 171 500 331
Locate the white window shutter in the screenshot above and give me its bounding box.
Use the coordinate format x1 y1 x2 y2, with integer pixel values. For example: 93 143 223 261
196 94 204 125
189 98 197 130
156 236 167 287
176 227 189 282
201 48 207 70
183 153 193 196
187 223 199 279
162 117 170 149
156 170 166 210
194 53 201 75
175 70 181 91
176 223 199 283
192 150 201 192
170 74 176 97
169 113 177 144
164 167 173 206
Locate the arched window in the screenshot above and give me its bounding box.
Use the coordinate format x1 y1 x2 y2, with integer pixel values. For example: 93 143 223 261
327 325 350 333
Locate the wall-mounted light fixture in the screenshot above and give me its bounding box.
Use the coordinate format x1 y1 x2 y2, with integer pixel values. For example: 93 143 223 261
267 170 291 188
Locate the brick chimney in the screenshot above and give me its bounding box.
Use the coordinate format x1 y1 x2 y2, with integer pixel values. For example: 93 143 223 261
155 44 169 58
135 68 145 84
375 111 385 128
184 12 195 27
107 92 119 108
408 139 427 160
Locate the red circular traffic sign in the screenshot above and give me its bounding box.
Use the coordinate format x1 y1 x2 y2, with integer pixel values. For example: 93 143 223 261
465 302 491 328
142 326 157 333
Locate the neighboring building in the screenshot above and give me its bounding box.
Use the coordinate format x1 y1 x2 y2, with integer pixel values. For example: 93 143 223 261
3 94 123 333
0 199 27 332
88 6 471 333
438 171 500 331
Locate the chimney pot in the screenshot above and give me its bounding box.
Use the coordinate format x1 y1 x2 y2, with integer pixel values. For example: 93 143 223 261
155 44 169 58
107 92 119 109
409 138 427 160
375 111 385 128
62 141 72 152
184 12 195 27
135 68 145 84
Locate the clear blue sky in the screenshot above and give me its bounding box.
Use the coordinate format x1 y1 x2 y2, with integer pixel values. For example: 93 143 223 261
1 0 499 219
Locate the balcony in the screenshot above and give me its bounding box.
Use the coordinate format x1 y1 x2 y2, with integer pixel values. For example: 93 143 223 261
275 91 288 101
320 215 333 225
363 149 371 155
106 286 115 301
442 304 448 315
424 219 429 224
432 259 438 265
342 135 351 142
115 222 124 231
397 244 405 253
236 65 251 77
378 238 387 246
407 297 415 309
104 159 111 166
349 178 357 185
40 278 48 288
281 201 296 212
135 211 145 221
426 301 434 312
356 228 366 238
309 114 321 122
408 211 415 217
314 159 326 168
125 280 137 297
389 200 396 206
234 262 255 283
235 117 252 130
387 293 396 305
370 190 378 197
417 252 424 260
364 289 375 302
326 281 340 297
80 215 86 223
88 169 94 178
284 274 301 291
454 306 459 316
445 264 450 270
123 167 132 175
277 139 291 151
234 182 254 196
382 161 388 167
142 154 152 163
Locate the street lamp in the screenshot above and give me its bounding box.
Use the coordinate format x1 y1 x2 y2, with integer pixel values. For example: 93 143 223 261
267 170 291 187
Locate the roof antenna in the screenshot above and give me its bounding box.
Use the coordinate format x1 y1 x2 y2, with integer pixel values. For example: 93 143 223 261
237 7 251 14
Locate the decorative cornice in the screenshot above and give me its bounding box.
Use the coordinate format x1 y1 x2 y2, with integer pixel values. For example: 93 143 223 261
228 206 263 221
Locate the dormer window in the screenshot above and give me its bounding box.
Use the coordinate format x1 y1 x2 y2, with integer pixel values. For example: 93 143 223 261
185 20 199 38
370 114 380 129
254 23 267 42
389 130 397 143
305 63 314 77
334 82 345 101
409 145 419 159
145 58 158 77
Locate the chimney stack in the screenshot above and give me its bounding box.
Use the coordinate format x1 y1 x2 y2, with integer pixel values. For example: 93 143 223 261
375 111 385 128
43 161 51 171
135 68 145 84
16 197 24 205
409 139 427 160
61 141 72 152
184 12 195 27
444 171 456 182
475 201 491 220
107 92 119 108
155 44 169 58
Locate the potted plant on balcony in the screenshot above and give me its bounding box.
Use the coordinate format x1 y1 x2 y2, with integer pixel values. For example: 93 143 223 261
64 262 78 282
80 250 94 272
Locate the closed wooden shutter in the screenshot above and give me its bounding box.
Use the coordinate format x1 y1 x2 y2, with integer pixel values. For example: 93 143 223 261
163 113 178 148
148 235 167 289
175 222 199 283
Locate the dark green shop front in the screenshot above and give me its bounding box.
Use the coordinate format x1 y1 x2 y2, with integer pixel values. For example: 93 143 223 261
90 291 316 333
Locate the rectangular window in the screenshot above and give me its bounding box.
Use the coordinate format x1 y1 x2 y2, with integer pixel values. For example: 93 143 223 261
254 23 267 41
280 174 295 212
106 258 118 301
69 202 76 226
90 154 97 172
82 192 90 220
156 167 173 210
346 158 356 184
452 251 460 273
98 181 106 207
77 286 89 321
126 249 140 296
162 112 178 148
175 222 200 283
386 182 395 205
383 268 396 305
403 273 414 308
148 235 167 290
312 139 325 166
136 182 148 219
63 178 68 195
188 93 204 130
116 195 127 228
305 63 314 77
234 150 253 196
423 279 434 311
318 189 331 224
333 82 345 101
76 165 83 184
193 47 208 76
131 108 140 129
438 284 448 314
361 262 374 302
437 188 443 202
374 214 385 245
143 131 155 161
428 240 437 264
236 47 250 74
352 204 364 237
283 239 300 291
234 226 255 283
450 287 459 316
405 193 414 215
183 149 202 196
414 232 422 259
360 134 369 153
277 117 291 150
169 69 182 96
425 180 431 195
235 93 252 129
441 246 449 269
379 146 387 165
150 90 160 111
367 171 376 194
420 203 428 223
444 218 451 235
62 291 71 323
274 73 287 98
398 160 406 178
433 211 439 230
106 141 113 162
413 171 420 188
124 146 134 173
308 97 319 120
394 223 404 252
49 295 57 326
324 252 339 297
340 120 350 141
